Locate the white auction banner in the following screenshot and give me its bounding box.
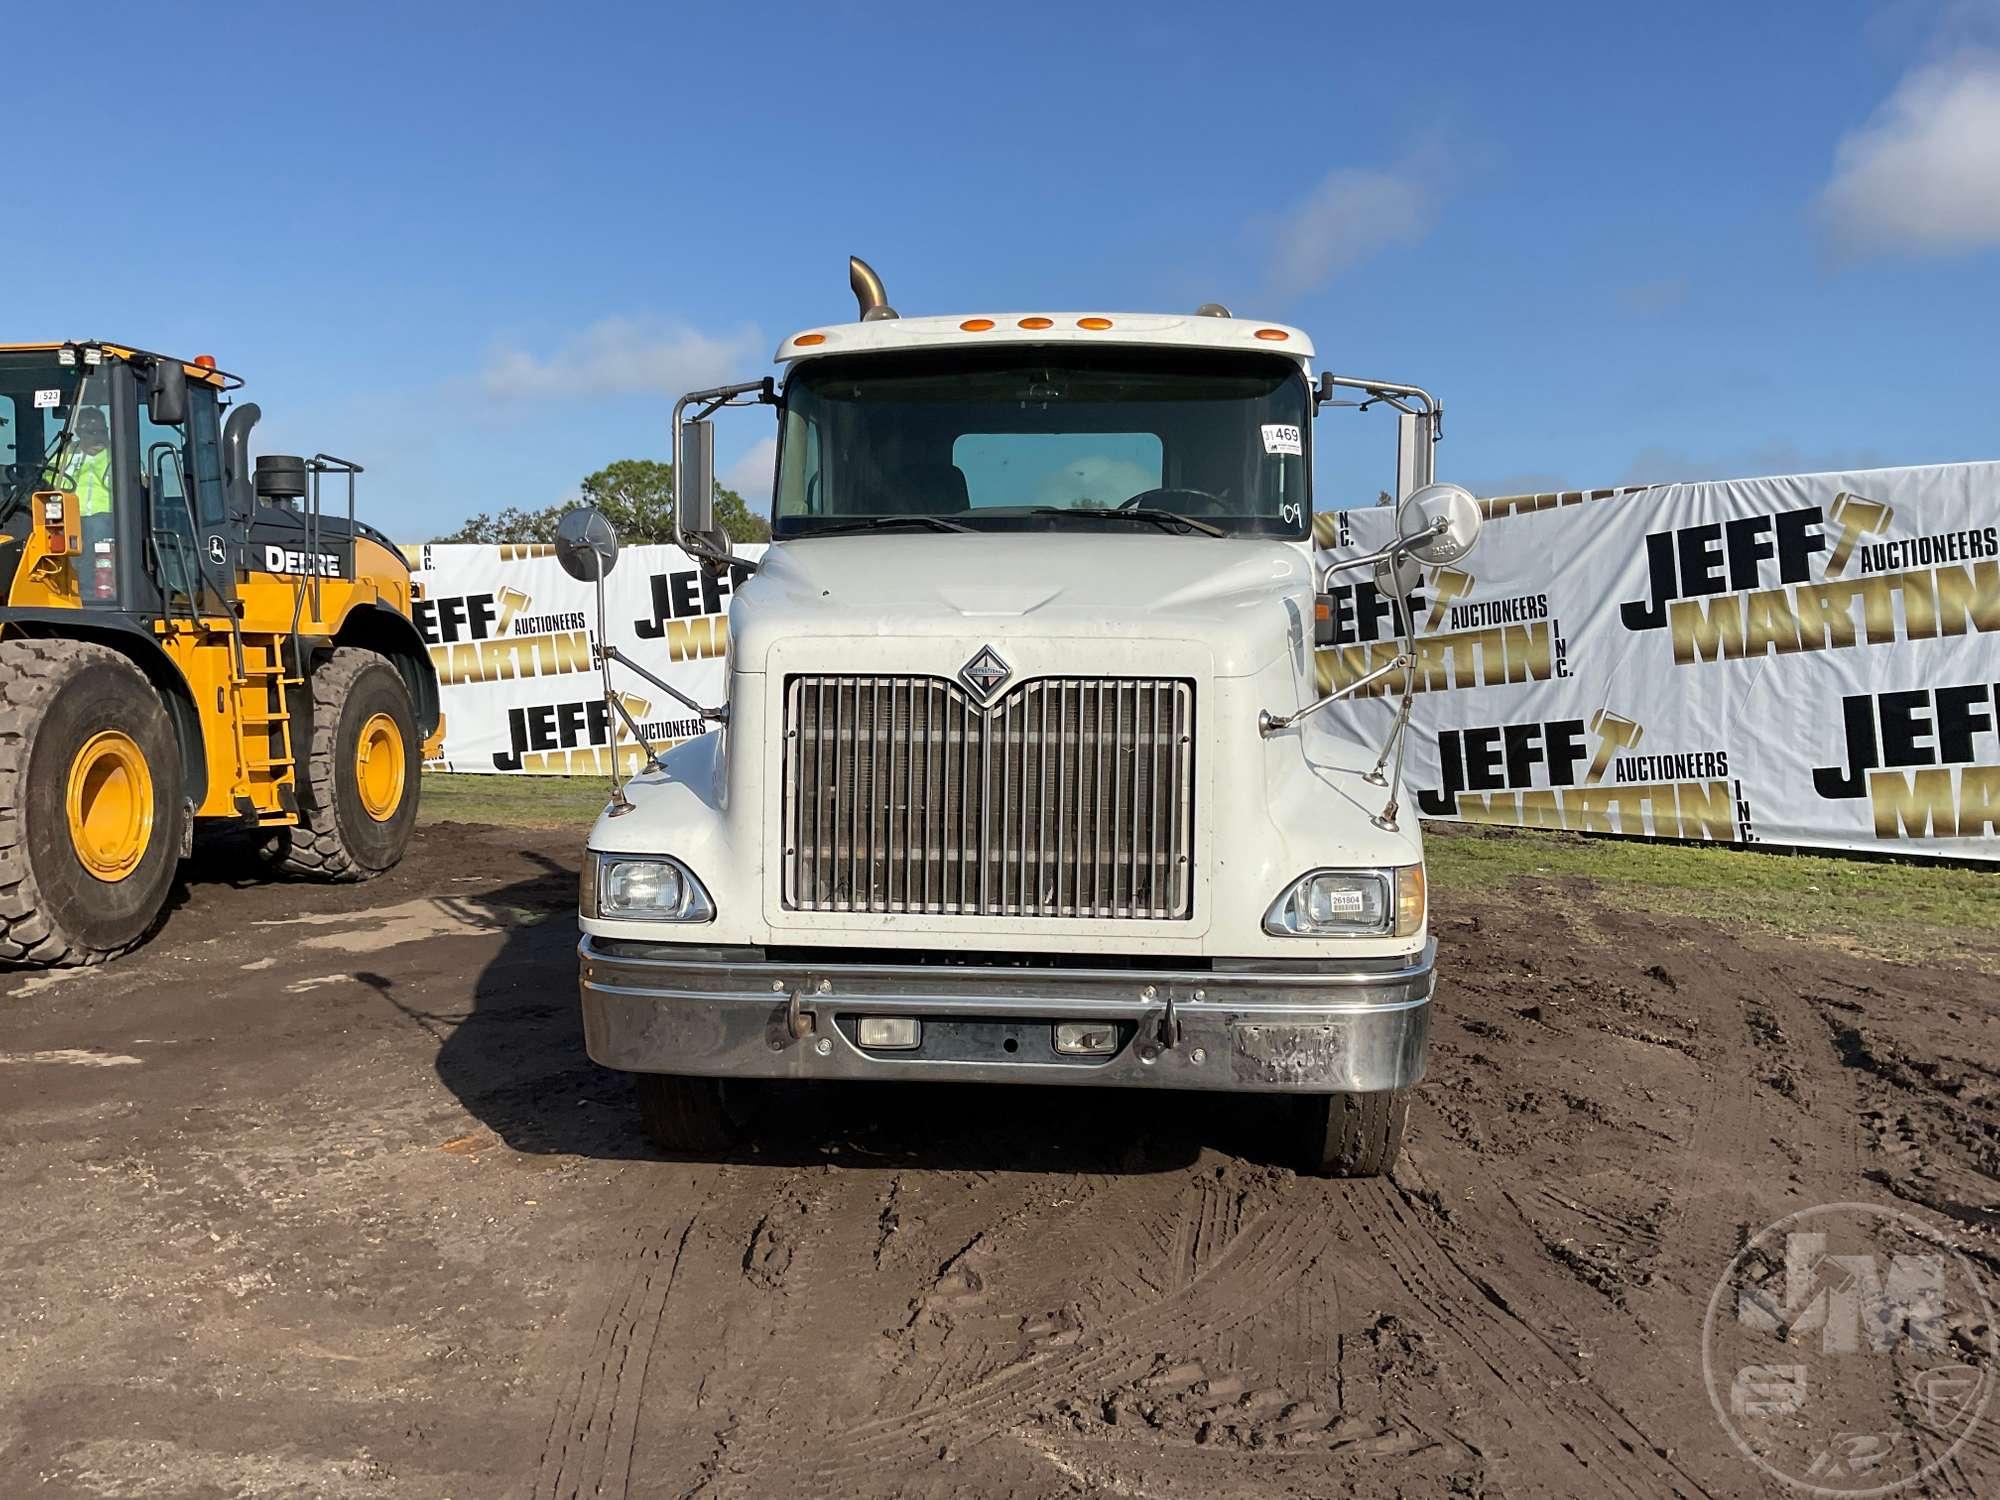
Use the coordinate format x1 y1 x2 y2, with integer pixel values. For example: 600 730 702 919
408 541 766 775
1312 462 1999 861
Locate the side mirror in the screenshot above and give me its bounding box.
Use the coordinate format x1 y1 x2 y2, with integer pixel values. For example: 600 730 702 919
678 419 716 542
555 505 620 582
1395 482 1482 565
146 359 188 427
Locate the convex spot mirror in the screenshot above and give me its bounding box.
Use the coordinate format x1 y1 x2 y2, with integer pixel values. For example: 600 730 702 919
555 505 620 582
145 359 188 427
1396 482 1482 566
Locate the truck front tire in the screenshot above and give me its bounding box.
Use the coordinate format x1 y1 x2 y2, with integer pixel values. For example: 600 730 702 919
1298 1089 1408 1178
635 1074 765 1155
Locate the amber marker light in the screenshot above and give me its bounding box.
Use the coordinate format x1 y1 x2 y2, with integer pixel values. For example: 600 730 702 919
1254 328 1290 341
793 333 828 346
959 318 995 332
1018 316 1053 329
1077 317 1114 330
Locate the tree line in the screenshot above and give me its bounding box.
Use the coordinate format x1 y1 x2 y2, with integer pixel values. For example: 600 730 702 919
438 459 771 545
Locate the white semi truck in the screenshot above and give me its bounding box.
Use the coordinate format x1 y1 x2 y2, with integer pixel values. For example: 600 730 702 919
563 260 1481 1176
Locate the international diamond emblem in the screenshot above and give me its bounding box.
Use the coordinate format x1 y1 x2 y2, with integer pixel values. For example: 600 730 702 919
959 646 1011 699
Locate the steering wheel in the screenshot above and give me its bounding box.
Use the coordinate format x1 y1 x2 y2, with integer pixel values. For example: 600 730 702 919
1118 486 1230 515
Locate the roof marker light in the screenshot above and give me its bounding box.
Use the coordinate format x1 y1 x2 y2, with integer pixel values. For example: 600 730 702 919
793 333 827 347
1018 316 1053 330
959 318 995 332
1077 317 1113 330
1254 328 1290 341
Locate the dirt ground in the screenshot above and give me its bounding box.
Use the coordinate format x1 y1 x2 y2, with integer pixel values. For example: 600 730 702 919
1 822 1994 1499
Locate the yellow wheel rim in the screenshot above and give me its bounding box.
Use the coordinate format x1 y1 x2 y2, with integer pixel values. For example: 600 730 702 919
354 712 407 822
67 730 154 881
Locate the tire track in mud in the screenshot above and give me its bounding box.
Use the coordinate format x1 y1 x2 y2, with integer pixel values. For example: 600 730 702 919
734 1178 1337 1496
1339 1177 1716 1499
532 1199 706 1500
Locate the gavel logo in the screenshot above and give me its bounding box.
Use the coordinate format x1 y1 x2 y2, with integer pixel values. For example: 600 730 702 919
614 693 652 740
1825 492 1892 579
1424 568 1475 632
1587 708 1644 784
495 585 532 633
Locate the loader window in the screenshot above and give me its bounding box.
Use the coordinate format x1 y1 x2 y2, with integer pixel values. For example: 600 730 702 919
139 399 199 599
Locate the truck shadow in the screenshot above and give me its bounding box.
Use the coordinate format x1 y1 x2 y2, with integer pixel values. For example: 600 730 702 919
436 855 1289 1174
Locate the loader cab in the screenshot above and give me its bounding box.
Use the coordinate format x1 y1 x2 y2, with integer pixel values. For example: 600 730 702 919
0 343 240 616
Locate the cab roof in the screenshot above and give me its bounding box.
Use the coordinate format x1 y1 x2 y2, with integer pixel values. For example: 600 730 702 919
775 313 1315 366
0 341 239 389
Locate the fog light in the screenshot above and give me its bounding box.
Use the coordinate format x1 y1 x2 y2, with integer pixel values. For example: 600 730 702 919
1053 1022 1117 1056
856 1016 920 1050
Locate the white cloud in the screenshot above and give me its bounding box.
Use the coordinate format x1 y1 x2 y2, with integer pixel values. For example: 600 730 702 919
722 435 778 503
1265 143 1447 297
1818 49 2000 256
482 319 764 399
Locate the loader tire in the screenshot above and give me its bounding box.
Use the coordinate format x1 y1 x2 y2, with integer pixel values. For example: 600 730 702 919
278 647 419 881
1297 1089 1409 1178
0 639 184 966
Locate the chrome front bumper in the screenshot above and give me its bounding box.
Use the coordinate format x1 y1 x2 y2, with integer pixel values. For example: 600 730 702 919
579 937 1433 1094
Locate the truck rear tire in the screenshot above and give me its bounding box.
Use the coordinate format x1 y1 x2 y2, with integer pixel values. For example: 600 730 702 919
1298 1090 1408 1178
635 1074 763 1155
278 647 419 881
0 639 184 966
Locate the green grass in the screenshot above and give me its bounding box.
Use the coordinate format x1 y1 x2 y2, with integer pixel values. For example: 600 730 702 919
1427 823 1998 962
419 772 613 829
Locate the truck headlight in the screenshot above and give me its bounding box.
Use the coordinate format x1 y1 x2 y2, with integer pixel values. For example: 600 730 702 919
1264 866 1424 938
589 853 715 922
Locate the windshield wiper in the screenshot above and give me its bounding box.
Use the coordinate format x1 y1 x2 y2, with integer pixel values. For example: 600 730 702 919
1028 506 1225 538
803 514 974 536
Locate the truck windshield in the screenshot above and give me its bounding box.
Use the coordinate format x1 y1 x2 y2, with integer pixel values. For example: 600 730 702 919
774 347 1310 539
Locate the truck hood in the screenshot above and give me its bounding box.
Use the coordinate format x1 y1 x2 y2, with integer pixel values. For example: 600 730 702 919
729 532 1314 679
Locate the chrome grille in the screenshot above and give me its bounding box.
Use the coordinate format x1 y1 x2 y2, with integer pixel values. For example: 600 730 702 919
782 674 1194 919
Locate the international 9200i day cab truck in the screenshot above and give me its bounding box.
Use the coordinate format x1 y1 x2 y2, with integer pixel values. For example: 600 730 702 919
562 259 1481 1176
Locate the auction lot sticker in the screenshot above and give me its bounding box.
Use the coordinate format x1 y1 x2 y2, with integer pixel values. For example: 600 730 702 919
1703 1202 1996 1494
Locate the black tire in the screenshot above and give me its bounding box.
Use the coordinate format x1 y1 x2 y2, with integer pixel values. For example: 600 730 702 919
635 1074 764 1155
278 647 419 880
1298 1090 1409 1178
0 639 184 966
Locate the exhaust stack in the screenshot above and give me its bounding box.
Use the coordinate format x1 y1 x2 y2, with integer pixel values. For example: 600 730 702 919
849 256 899 321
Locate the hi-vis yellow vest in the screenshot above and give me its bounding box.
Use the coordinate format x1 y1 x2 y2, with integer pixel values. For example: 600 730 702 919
63 447 113 518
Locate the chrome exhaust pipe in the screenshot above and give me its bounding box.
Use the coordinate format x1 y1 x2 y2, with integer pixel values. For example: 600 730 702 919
849 256 899 321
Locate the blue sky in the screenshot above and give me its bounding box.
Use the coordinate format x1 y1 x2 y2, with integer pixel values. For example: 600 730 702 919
11 1 1997 536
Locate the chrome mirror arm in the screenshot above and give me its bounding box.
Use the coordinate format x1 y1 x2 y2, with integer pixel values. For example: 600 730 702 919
1319 515 1449 590
1258 652 1411 737
671 379 776 575
599 643 728 724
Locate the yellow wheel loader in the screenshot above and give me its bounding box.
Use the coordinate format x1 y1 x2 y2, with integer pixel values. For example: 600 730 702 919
0 341 441 964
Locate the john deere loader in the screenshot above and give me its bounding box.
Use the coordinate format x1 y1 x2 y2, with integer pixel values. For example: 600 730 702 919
0 341 440 964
